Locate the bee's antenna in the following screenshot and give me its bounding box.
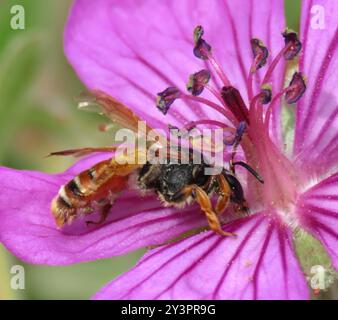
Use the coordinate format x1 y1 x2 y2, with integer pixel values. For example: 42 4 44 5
232 161 264 184
226 122 264 184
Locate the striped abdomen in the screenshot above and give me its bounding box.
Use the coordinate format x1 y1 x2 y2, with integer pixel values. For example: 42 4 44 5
51 158 131 227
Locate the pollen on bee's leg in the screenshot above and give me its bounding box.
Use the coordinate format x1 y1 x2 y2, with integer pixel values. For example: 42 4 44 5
203 206 237 237
190 184 237 237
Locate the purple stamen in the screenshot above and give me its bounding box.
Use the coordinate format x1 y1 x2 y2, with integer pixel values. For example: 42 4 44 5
206 53 231 86
261 31 302 86
282 29 302 60
156 87 181 114
247 38 269 100
250 38 269 73
285 72 306 104
192 26 231 86
261 43 291 85
193 38 212 60
260 85 272 105
187 69 211 96
193 25 204 44
193 26 211 60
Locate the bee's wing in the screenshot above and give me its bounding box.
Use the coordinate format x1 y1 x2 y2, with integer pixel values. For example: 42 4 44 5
51 91 167 160
78 90 151 133
47 146 118 158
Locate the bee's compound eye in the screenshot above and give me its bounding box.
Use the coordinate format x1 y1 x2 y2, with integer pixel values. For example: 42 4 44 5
223 174 245 204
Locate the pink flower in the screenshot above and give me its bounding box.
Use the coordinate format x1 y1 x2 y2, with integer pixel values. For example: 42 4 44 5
0 0 337 299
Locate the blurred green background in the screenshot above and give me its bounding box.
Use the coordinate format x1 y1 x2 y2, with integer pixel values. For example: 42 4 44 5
0 0 305 299
0 0 147 300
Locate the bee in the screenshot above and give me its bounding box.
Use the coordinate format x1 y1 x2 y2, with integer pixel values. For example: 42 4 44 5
50 91 263 236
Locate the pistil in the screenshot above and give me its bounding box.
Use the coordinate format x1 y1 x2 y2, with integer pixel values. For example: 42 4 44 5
221 86 250 124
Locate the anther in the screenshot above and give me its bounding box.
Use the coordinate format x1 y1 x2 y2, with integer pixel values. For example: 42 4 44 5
193 25 204 44
250 38 269 73
187 69 211 96
193 26 211 60
159 87 233 120
260 84 272 104
264 72 306 127
156 87 181 114
192 25 231 86
285 72 306 104
282 29 302 60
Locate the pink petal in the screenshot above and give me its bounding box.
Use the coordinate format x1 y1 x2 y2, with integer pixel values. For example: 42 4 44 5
0 158 205 265
296 172 338 268
64 0 285 139
93 213 309 300
294 0 338 176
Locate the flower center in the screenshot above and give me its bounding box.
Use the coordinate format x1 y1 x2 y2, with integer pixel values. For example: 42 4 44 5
156 26 306 216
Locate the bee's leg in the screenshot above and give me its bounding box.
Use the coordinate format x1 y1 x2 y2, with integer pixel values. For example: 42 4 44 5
215 175 231 215
182 185 236 237
86 201 112 226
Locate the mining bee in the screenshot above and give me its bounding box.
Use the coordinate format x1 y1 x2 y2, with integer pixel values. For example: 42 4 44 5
51 91 263 236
